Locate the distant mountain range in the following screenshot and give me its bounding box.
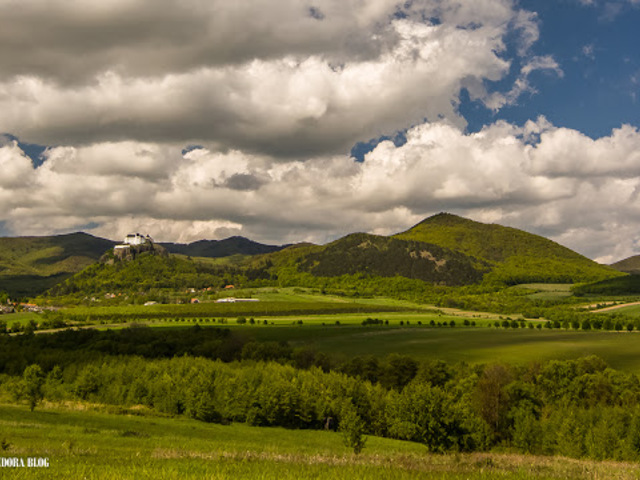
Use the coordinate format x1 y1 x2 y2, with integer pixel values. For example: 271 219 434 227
0 233 116 297
159 236 285 258
0 213 624 297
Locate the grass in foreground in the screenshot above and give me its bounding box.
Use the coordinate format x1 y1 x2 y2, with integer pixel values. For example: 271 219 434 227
1 403 639 479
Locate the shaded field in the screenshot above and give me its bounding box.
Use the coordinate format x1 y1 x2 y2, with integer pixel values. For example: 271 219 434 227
243 326 640 374
0 312 42 327
28 309 640 375
1 404 639 480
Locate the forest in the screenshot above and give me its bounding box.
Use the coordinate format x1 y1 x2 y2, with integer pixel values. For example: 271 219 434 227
2 326 640 461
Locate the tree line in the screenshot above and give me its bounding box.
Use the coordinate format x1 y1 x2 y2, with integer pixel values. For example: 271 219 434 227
2 328 640 460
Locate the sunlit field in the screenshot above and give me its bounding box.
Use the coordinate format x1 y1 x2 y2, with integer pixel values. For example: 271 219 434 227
2 404 639 480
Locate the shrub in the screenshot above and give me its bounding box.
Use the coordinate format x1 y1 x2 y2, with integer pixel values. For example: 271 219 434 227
340 405 367 454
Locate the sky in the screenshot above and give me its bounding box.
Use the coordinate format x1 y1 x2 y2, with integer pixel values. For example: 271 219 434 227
0 0 639 263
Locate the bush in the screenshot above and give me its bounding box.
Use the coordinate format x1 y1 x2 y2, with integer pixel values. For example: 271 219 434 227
340 404 367 454
23 364 45 411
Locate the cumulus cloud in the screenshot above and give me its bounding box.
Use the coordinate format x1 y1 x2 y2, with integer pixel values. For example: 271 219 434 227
0 139 33 188
0 0 534 157
4 0 636 263
2 118 640 261
0 0 399 83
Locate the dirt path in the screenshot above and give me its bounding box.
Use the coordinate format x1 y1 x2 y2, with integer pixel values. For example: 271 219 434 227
592 301 640 313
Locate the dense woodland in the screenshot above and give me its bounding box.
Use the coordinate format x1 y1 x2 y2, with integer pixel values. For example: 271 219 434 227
2 327 640 461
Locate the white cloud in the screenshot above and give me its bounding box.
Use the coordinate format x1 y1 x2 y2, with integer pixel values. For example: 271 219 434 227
0 139 34 188
4 0 635 264
483 56 563 110
3 118 640 262
0 0 534 157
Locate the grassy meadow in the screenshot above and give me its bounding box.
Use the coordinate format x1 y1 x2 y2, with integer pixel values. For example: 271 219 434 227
239 324 640 374
599 303 640 316
1 403 639 480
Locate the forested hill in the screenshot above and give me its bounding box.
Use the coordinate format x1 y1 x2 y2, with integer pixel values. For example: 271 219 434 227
610 255 640 274
160 236 285 258
295 233 490 285
46 254 248 298
0 233 116 297
6 213 625 299
393 213 621 284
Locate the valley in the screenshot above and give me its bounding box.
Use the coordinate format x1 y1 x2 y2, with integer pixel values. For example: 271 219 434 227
2 214 640 478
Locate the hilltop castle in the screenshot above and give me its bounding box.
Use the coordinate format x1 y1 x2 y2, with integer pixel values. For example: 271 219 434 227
111 233 166 261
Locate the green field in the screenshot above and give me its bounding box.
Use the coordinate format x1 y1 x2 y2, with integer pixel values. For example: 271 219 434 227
599 303 640 317
54 320 640 375
57 294 414 323
237 325 640 374
0 312 42 328
1 404 638 480
509 284 574 300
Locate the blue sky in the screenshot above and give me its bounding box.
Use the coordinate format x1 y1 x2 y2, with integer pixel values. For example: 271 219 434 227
0 0 639 262
473 0 640 138
354 1 639 160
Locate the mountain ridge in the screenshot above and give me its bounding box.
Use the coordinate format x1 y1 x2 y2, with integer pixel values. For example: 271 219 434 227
0 214 625 297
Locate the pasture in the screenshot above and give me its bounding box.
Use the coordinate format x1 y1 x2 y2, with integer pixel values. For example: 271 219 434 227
598 303 640 316
241 325 640 374
508 283 574 300
43 319 640 376
1 404 638 480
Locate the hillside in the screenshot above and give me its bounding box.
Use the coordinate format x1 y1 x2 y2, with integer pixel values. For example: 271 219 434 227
611 255 640 274
394 213 621 284
296 233 490 285
0 232 116 297
6 213 625 299
160 236 285 258
572 274 640 296
46 253 242 298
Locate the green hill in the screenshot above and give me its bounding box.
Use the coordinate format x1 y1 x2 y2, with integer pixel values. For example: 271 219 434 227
394 213 621 284
572 274 640 296
611 255 640 274
296 233 490 285
46 253 240 298
22 213 626 300
0 232 116 297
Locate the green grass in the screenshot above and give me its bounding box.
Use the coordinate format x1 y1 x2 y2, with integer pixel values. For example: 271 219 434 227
240 326 640 374
1 312 42 327
59 299 408 323
60 311 498 335
93 319 640 375
509 284 574 300
1 403 639 479
599 304 640 316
